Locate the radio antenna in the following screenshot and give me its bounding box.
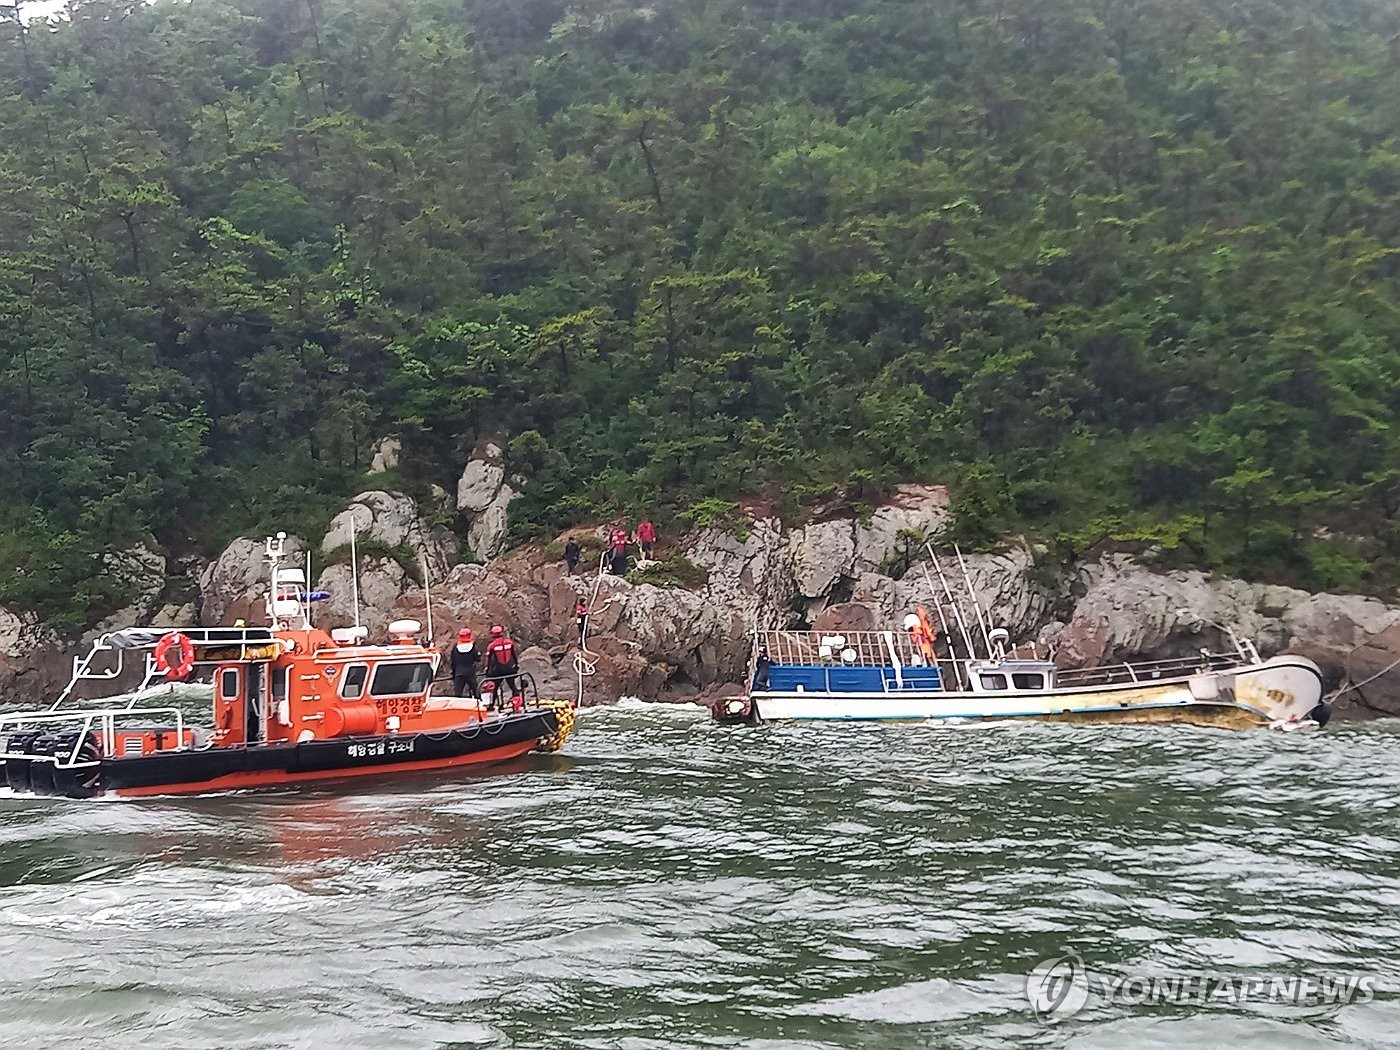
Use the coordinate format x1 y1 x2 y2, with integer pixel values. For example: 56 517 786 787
348 513 362 630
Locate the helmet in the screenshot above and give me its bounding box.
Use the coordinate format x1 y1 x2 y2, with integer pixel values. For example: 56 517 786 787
458 628 472 642
490 625 504 637
903 613 921 631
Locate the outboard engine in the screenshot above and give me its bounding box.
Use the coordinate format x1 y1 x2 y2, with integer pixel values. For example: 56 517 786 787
51 731 102 799
4 730 42 794
26 734 61 796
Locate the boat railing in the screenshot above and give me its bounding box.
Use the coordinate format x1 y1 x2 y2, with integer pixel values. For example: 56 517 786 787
53 626 282 711
1054 652 1245 688
759 630 922 667
754 630 1254 694
0 706 188 767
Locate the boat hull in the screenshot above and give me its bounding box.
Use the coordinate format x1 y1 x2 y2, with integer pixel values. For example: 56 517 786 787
737 657 1327 730
5 709 563 799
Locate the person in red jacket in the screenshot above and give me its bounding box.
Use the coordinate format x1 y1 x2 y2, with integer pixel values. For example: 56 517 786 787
637 519 657 559
485 625 522 709
608 526 629 575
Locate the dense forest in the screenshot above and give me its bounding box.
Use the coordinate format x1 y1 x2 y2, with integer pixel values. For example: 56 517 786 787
3 0 1400 628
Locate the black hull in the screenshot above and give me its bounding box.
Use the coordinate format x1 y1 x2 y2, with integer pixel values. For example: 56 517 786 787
5 709 560 798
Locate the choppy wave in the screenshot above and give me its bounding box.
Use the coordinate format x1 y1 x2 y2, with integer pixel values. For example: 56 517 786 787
0 712 1396 1048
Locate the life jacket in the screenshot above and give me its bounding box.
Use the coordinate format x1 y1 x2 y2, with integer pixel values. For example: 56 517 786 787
487 637 518 673
912 606 938 660
638 521 656 543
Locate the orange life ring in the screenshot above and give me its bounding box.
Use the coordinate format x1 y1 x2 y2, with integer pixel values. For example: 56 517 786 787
153 632 196 681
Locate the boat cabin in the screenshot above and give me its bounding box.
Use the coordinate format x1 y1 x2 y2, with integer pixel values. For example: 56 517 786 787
966 659 1058 693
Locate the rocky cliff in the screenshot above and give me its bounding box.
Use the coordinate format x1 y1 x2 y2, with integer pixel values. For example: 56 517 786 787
4 477 1400 719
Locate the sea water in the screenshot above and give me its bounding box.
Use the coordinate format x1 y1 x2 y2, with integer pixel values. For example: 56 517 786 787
0 704 1396 1048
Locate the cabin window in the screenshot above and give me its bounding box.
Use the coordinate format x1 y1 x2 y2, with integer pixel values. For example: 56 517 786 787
272 666 290 702
1012 673 1046 691
369 661 434 697
980 673 1008 691
219 669 239 699
340 664 369 699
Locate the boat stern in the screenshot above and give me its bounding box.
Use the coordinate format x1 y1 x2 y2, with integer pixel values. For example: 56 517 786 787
712 694 758 725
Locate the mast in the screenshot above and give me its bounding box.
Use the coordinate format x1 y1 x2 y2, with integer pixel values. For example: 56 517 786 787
264 531 285 625
918 562 963 660
927 545 980 662
421 555 434 647
954 543 994 658
349 515 361 631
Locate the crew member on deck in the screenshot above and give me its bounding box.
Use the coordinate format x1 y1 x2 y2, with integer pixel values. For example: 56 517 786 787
752 645 771 690
450 628 480 699
486 625 522 708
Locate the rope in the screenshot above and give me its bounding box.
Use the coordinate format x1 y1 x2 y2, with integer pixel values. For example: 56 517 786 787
572 548 611 708
1328 649 1400 701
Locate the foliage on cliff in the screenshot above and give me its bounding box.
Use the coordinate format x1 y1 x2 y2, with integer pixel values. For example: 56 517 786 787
3 0 1400 625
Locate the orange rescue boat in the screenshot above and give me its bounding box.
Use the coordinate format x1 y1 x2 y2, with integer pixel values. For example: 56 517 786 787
0 535 575 798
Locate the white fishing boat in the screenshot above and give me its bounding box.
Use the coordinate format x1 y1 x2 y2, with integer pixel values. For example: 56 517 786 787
713 550 1329 731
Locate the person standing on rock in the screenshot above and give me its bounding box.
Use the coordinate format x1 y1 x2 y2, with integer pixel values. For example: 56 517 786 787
485 624 522 709
564 538 582 575
637 519 657 560
449 628 480 700
576 599 589 646
608 527 629 576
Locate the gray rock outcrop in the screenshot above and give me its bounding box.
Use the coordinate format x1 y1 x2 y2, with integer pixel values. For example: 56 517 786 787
369 436 401 474
0 605 70 702
688 516 795 631
1055 554 1400 671
457 442 520 560
91 542 169 634
199 535 305 626
322 490 457 584
314 557 415 636
786 484 952 604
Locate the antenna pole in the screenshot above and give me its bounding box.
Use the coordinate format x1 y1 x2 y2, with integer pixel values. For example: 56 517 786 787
422 556 434 646
349 516 361 630
265 532 286 625
954 543 994 658
304 549 313 628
